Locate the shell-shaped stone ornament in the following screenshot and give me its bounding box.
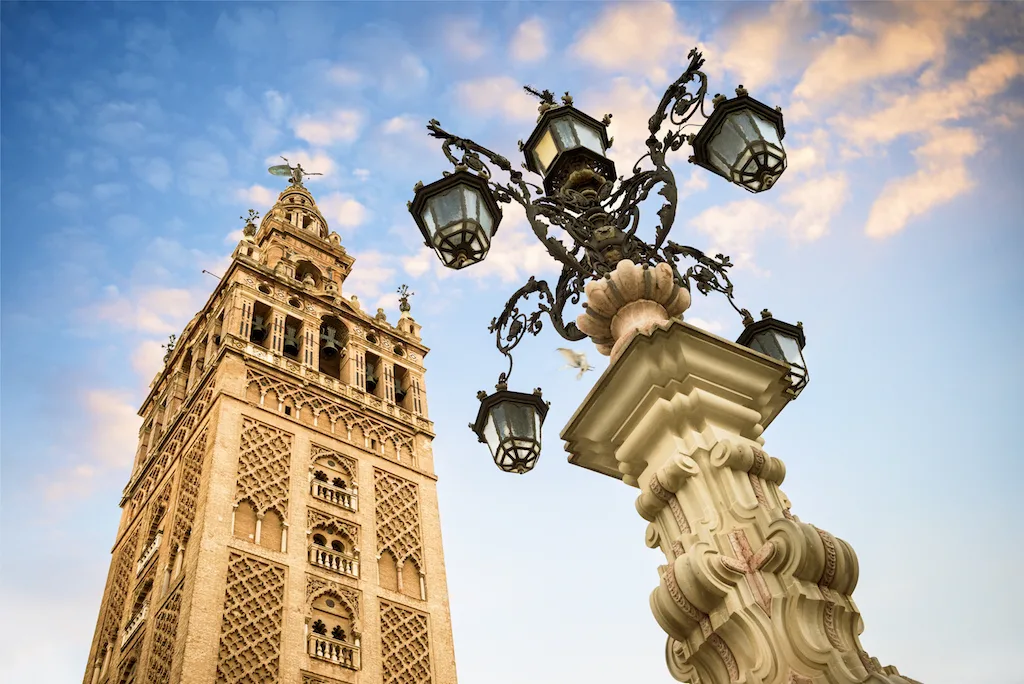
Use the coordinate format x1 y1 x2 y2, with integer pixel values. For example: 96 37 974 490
577 260 692 360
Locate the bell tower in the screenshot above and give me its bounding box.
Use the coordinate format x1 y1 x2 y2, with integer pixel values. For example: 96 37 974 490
81 174 457 684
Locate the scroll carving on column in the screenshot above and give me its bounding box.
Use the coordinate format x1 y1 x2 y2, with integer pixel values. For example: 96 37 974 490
145 589 182 684
374 470 424 585
380 600 432 684
234 417 292 528
215 552 286 683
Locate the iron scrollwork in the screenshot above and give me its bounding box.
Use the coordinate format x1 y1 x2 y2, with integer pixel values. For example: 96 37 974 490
424 48 751 377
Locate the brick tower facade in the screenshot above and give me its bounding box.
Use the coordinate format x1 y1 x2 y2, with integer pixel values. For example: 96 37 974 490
82 178 457 684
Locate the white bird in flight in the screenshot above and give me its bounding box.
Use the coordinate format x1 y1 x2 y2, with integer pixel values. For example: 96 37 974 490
557 348 593 380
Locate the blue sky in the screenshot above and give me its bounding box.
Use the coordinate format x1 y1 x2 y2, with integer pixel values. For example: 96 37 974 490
1 1 1022 682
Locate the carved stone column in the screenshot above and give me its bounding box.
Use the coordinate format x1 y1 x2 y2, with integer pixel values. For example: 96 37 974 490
562 262 921 684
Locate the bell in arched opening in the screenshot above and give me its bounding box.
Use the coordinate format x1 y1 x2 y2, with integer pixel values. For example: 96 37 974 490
283 324 301 358
250 315 268 344
320 324 341 358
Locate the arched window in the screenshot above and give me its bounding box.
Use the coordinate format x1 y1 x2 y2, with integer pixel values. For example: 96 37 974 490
295 260 322 288
313 534 327 547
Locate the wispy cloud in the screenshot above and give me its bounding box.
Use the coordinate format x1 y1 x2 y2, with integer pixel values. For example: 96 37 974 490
453 77 537 122
510 17 548 63
293 109 365 146
865 128 980 239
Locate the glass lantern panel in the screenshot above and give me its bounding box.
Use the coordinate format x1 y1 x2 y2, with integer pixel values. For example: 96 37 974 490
421 206 437 235
729 111 760 145
573 120 605 154
479 204 493 234
775 332 803 366
753 114 782 147
482 412 500 455
502 401 538 441
710 120 747 170
552 118 577 150
462 185 481 221
430 187 465 228
533 129 558 173
708 148 733 177
749 331 783 360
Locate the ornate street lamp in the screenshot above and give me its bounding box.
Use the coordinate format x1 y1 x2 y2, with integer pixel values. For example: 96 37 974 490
736 309 808 396
689 86 787 193
407 48 803 472
409 168 503 269
470 380 550 474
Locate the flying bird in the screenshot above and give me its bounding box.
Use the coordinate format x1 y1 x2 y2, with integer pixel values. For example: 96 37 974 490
557 348 593 380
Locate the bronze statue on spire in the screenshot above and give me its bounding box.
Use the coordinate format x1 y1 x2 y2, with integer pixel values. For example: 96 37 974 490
268 156 323 186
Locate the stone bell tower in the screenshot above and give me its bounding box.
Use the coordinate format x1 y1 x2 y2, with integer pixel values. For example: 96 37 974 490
81 177 457 684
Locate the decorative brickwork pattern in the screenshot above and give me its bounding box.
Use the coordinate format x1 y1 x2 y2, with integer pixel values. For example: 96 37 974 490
246 367 415 458
102 527 140 644
308 508 360 544
380 601 432 684
145 589 182 684
310 443 356 480
170 428 209 550
235 417 292 517
374 470 423 568
306 575 360 622
215 552 286 683
129 383 214 520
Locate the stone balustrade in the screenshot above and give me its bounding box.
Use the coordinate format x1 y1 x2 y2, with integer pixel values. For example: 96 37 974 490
308 545 359 578
121 602 149 647
310 480 357 512
136 532 162 576
308 633 359 669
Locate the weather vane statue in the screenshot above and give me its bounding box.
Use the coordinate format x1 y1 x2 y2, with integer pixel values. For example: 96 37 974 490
268 156 323 186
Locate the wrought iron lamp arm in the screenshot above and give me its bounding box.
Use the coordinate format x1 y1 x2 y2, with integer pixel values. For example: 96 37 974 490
487 272 586 379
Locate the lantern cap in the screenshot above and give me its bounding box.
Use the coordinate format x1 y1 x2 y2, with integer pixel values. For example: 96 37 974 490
736 310 805 350
523 104 613 176
470 383 549 442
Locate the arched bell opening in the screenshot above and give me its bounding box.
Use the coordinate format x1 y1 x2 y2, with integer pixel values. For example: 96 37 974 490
250 300 273 349
319 316 348 380
283 315 303 361
364 351 382 397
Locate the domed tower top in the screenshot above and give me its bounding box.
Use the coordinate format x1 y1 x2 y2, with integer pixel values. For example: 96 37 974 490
261 158 332 241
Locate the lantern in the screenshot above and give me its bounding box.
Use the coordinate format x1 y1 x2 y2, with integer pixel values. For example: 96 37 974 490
736 311 808 396
408 170 502 270
523 105 615 196
470 384 550 474
691 87 787 193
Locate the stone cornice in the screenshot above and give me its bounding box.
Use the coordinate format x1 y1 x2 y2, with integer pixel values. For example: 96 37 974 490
561 318 793 485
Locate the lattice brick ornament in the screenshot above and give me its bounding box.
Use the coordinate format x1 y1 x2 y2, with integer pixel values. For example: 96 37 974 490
145 589 182 684
373 470 423 568
380 601 432 684
234 417 293 518
102 527 140 644
170 428 209 550
215 553 286 683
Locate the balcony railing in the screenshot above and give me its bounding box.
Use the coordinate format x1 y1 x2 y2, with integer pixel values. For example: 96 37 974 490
310 480 357 511
136 532 162 576
121 602 149 647
308 545 359 578
309 633 359 669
